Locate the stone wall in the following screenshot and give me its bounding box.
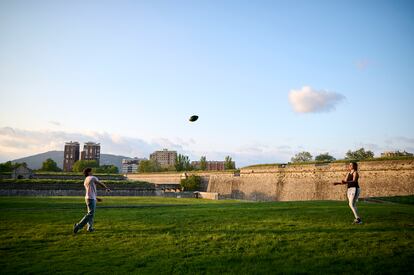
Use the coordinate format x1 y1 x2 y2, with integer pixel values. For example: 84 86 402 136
197 192 219 200
207 160 414 201
0 182 156 197
34 174 126 180
127 173 183 184
127 172 234 192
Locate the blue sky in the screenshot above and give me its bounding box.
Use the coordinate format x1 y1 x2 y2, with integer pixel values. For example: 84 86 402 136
1 0 413 166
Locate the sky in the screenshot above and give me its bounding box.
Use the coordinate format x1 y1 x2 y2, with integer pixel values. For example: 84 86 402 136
1 0 414 167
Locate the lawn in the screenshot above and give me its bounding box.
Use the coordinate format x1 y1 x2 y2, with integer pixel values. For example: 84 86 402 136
0 197 413 274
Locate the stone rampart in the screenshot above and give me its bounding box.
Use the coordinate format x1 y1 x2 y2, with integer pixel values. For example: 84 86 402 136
207 160 414 201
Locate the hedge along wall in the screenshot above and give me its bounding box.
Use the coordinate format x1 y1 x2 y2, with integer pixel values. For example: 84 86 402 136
0 182 157 197
126 171 235 191
207 160 414 201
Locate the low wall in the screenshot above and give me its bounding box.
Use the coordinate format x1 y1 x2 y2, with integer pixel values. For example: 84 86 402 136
0 189 157 196
0 183 156 197
0 183 202 198
127 172 234 192
127 173 182 184
197 192 219 200
34 174 126 180
207 160 414 201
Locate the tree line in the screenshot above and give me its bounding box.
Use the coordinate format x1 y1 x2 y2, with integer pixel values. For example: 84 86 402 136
137 155 236 173
0 159 119 174
0 154 236 174
290 148 375 163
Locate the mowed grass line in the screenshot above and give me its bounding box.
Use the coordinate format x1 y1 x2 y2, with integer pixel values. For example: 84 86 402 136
0 197 413 274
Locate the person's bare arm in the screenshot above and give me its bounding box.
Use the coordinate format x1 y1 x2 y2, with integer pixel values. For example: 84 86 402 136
343 173 349 182
333 173 349 185
333 181 346 185
95 178 111 192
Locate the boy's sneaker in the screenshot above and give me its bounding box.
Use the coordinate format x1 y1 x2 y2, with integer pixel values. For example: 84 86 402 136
73 223 80 234
353 218 363 224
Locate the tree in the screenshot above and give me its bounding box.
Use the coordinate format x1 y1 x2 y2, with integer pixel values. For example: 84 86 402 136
72 160 99 172
199 156 207 171
138 159 161 173
175 154 192 172
0 161 15 173
40 158 62 172
94 165 119 174
345 148 374 160
180 175 202 191
0 161 26 172
224 156 235 170
291 151 313 163
315 153 336 162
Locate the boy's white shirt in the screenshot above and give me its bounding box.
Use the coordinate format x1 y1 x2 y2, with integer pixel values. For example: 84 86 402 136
84 176 98 200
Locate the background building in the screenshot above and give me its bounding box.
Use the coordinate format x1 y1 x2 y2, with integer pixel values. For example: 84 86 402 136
191 161 235 171
12 165 34 179
81 142 101 165
63 141 80 172
150 149 177 168
381 150 413 157
121 158 145 174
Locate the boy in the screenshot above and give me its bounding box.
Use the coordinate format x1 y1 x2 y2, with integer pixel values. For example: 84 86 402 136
73 167 111 233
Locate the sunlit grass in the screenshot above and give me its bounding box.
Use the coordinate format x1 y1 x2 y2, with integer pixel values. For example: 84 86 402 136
0 196 413 274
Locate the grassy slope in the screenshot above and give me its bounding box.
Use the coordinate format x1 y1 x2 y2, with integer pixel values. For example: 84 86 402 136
0 197 413 274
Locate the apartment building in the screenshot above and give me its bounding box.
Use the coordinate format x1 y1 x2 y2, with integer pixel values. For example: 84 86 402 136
63 141 80 172
150 149 177 167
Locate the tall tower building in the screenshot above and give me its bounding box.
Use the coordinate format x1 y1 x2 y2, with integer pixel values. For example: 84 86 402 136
81 142 101 165
63 141 80 172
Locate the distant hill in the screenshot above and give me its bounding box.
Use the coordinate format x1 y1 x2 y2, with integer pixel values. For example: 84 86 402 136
12 151 133 171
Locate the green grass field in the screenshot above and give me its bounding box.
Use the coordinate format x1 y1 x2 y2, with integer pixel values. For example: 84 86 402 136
1 197 413 274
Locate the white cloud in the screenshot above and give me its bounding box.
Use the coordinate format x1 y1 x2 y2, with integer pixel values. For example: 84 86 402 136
355 58 374 70
385 136 414 145
48 121 61 126
288 86 345 113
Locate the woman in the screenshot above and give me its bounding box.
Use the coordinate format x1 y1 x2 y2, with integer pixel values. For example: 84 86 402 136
334 162 362 224
73 167 111 233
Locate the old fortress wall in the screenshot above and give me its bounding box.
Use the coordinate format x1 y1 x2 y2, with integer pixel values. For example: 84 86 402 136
126 160 414 201
207 160 414 201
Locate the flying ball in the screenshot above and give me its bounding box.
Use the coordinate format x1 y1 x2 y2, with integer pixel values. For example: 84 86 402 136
189 115 199 122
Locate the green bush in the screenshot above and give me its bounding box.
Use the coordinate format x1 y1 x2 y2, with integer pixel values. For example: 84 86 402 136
180 175 202 191
72 160 99 172
93 165 119 174
39 159 62 172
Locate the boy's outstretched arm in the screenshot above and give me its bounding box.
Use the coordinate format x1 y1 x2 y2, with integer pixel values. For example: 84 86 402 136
96 179 111 192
